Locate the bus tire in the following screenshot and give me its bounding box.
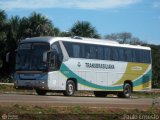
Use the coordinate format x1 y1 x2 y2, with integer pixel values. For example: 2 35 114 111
118 83 132 98
36 89 47 95
63 80 75 96
94 91 107 97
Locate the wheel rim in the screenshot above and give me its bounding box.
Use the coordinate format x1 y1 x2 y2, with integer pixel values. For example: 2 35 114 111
68 83 74 95
124 85 131 97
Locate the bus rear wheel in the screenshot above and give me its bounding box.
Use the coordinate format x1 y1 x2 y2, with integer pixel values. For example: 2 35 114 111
94 91 107 97
36 89 47 95
63 80 75 96
118 83 132 98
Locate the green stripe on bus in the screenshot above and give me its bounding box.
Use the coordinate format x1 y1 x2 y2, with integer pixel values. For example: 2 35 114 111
60 64 151 90
133 70 152 87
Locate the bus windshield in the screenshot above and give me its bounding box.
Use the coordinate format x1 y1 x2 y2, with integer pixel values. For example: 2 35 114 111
16 43 50 71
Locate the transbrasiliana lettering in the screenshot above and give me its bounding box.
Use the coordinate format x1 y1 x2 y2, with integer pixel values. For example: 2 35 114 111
85 63 115 69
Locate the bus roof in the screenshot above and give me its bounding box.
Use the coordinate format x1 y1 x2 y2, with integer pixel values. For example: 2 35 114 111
21 36 151 50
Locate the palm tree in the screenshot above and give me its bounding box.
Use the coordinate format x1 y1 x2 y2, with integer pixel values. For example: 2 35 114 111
0 10 7 69
0 10 12 77
70 21 100 38
19 17 32 39
28 12 55 37
53 27 60 37
6 16 21 51
0 10 6 28
0 10 7 41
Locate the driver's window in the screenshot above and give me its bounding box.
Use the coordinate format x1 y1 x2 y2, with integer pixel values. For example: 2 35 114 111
51 42 62 54
49 52 56 70
51 42 63 69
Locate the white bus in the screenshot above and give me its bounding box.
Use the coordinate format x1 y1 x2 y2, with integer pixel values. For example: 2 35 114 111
14 36 152 98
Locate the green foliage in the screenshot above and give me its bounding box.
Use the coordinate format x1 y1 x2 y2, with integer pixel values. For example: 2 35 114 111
0 10 7 74
70 21 100 38
149 45 160 88
28 12 55 37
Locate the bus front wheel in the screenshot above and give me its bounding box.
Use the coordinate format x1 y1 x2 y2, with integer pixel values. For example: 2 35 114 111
118 83 132 98
63 80 75 96
36 89 47 95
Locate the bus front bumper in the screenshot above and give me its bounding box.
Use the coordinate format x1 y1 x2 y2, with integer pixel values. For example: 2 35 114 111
14 80 48 90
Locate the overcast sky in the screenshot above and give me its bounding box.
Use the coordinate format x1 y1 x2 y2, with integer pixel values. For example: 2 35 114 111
1 0 160 44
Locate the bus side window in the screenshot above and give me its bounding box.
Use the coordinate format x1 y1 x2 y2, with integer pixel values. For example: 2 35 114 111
73 44 80 58
63 42 73 57
112 47 119 61
119 48 125 61
132 49 136 62
90 45 97 59
97 46 103 60
104 47 111 60
85 45 90 59
125 48 132 62
81 44 85 58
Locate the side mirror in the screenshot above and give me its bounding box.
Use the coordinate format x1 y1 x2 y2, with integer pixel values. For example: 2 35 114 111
43 51 48 63
6 52 10 63
43 50 58 63
6 50 17 63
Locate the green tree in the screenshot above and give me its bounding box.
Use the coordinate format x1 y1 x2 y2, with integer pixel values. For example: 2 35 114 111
70 21 100 38
0 10 7 69
6 16 21 51
19 17 32 39
149 45 160 88
0 10 7 38
53 27 60 37
60 31 72 37
28 12 55 37
3 16 22 74
19 16 60 39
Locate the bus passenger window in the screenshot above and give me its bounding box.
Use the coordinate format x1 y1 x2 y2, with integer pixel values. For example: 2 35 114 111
73 44 80 58
104 47 111 60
